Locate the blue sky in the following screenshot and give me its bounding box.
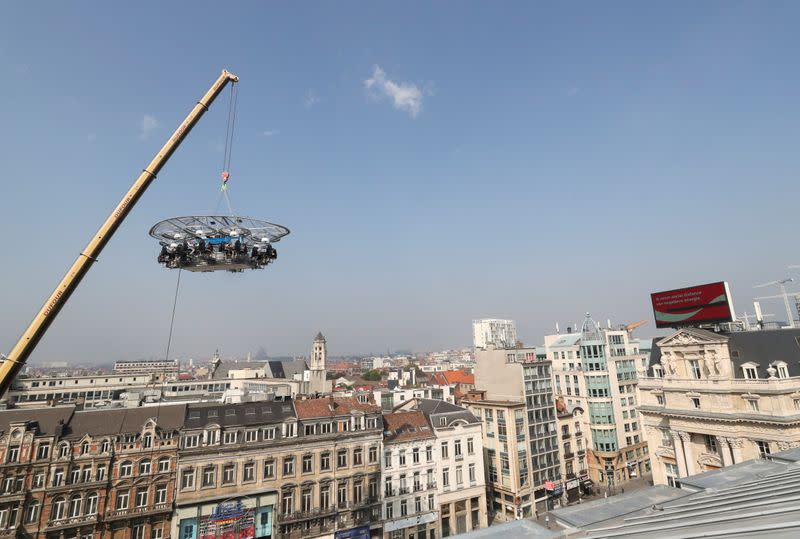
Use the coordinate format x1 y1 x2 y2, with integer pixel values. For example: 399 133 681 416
1 2 798 363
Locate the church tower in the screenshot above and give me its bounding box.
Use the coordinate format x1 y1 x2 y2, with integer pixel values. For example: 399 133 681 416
309 332 329 394
312 332 327 371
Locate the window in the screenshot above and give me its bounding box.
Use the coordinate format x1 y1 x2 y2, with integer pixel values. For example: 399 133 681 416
133 526 145 539
400 499 408 517
469 463 476 483
321 452 331 471
69 495 82 518
689 360 701 379
222 463 236 484
36 443 50 460
6 447 19 463
52 497 66 521
263 427 276 440
320 485 331 510
25 502 40 524
142 433 152 449
243 462 255 482
456 466 463 485
691 397 700 409
59 444 70 458
454 439 462 457
742 365 758 379
183 435 200 449
794 398 800 411
441 441 449 459
384 450 392 468
354 447 363 466
283 456 295 476
415 496 422 514
337 450 347 469
705 435 718 454
412 447 420 464
337 483 347 506
442 468 450 488
155 484 167 504
774 362 790 379
139 460 151 475
302 454 313 474
263 460 275 480
53 469 64 487
245 430 258 443
116 491 129 510
302 489 313 512
757 440 771 457
748 399 760 412
158 457 170 473
33 472 45 489
224 431 237 445
96 465 106 481
386 502 394 520
657 394 665 405
399 450 406 466
136 487 148 507
385 476 393 497
467 438 474 455
120 461 133 477
202 466 216 487
369 445 378 463
281 491 293 515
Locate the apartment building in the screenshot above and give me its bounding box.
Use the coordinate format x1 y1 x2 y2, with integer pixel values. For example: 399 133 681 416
396 399 487 536
543 315 650 487
461 397 532 521
554 400 590 502
640 327 800 487
473 345 559 515
292 396 384 539
381 411 438 539
0 404 184 539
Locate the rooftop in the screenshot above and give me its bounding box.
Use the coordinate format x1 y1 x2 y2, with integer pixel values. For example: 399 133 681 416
382 411 434 443
184 400 295 428
294 396 380 420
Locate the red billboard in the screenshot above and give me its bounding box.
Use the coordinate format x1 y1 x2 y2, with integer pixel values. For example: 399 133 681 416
651 281 735 328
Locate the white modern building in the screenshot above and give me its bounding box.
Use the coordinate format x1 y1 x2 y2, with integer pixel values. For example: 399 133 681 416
543 314 650 487
472 319 517 350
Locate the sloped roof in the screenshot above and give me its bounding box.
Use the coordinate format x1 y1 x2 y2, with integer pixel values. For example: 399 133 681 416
0 406 75 437
294 396 380 420
432 370 475 386
65 404 186 438
266 359 308 379
382 411 434 443
400 398 480 428
185 400 295 429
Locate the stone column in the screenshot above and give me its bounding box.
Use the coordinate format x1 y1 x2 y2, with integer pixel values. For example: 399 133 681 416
678 432 697 476
716 436 732 467
670 431 687 478
729 437 745 464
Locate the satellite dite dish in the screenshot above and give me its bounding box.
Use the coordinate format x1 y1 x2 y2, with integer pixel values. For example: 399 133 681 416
149 215 290 273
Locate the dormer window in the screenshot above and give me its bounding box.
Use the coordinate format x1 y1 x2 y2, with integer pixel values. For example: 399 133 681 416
652 365 664 379
741 363 759 380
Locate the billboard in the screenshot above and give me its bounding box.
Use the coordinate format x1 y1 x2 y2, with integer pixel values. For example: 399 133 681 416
651 281 735 328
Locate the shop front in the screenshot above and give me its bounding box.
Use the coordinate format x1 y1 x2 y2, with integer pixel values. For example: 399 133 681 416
177 494 276 539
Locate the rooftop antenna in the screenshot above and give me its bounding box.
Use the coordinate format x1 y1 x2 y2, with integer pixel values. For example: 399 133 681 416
556 322 560 334
607 318 612 329
739 303 774 330
754 278 795 328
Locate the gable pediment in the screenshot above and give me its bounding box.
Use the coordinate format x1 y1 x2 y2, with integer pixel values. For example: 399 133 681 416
657 328 729 348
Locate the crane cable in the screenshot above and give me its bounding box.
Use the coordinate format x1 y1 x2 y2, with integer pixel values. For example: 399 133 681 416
216 82 239 216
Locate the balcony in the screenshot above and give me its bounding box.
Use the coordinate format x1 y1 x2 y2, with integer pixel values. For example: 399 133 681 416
455 454 464 462
46 515 99 531
575 431 583 437
276 507 337 524
564 452 574 459
105 503 171 521
398 487 409 495
280 523 335 539
561 432 571 440
427 481 437 490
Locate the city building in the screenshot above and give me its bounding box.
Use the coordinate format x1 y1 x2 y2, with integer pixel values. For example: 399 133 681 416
471 320 517 351
639 327 800 487
543 315 650 487
291 396 384 538
174 400 297 539
0 404 184 539
473 345 560 515
396 399 487 536
554 399 590 502
381 411 438 539
114 360 179 379
461 396 533 521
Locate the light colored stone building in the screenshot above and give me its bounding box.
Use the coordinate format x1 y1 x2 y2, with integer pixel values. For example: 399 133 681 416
396 399 487 536
639 327 800 487
381 411 438 539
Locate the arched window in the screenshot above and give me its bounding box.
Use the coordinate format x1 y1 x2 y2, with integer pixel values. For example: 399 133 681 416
119 461 133 477
59 443 70 458
68 495 81 518
51 497 66 521
81 441 90 455
85 492 98 515
158 457 170 473
139 459 151 475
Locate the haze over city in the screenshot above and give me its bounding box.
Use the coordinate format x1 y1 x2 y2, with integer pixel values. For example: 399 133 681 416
2 2 798 363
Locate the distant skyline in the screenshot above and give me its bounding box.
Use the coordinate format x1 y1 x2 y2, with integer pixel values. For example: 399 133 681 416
2 2 799 363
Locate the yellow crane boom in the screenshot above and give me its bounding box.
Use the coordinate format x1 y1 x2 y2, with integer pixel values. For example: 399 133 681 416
0 69 239 396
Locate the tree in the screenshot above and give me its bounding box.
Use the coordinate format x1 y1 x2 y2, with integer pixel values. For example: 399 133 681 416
362 369 382 381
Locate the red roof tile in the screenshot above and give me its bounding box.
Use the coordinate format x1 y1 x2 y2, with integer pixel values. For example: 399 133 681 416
294 396 380 419
382 411 435 443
